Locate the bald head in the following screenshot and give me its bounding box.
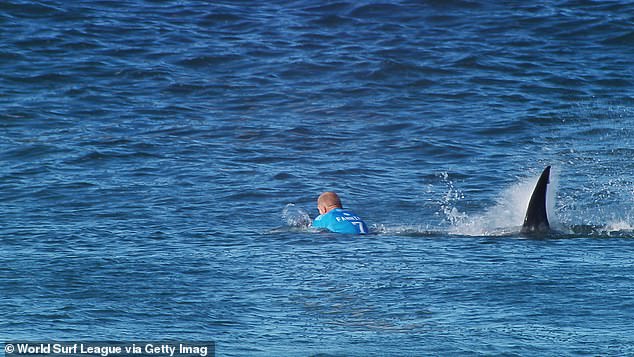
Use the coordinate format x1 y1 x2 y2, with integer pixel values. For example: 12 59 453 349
317 191 343 215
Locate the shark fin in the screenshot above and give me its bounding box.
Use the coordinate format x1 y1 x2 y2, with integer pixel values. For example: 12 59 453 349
521 166 551 234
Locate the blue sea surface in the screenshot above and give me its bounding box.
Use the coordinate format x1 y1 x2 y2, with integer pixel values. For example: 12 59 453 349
2 0 634 355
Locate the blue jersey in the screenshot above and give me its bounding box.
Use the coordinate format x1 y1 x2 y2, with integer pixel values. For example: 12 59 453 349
312 208 368 234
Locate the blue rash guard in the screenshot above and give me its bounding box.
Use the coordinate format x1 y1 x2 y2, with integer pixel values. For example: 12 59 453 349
312 208 368 234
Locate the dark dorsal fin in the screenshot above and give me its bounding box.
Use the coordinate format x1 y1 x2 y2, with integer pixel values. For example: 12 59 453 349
521 166 551 234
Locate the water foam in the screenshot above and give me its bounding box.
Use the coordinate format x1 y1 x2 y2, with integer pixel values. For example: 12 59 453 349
604 220 634 233
441 169 557 236
371 223 440 236
282 203 312 229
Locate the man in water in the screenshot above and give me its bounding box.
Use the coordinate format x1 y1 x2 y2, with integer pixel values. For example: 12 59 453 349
312 191 368 234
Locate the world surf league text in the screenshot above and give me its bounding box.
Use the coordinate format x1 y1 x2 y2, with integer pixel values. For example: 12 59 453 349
4 342 214 357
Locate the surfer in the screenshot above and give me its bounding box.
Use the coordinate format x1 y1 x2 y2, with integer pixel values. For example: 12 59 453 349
312 191 368 234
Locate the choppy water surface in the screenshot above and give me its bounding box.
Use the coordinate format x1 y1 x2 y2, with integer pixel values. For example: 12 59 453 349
2 1 634 355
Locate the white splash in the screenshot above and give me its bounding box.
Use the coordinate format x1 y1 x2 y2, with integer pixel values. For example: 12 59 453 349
604 220 634 233
282 203 312 229
442 168 557 236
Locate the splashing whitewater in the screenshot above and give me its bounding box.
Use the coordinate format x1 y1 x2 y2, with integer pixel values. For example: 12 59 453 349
282 203 312 229
441 169 558 236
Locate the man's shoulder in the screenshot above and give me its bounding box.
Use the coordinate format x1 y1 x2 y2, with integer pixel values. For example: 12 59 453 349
333 209 362 219
314 211 334 221
312 211 333 227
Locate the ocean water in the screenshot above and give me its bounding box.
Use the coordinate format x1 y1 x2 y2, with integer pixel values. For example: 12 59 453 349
2 0 634 355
